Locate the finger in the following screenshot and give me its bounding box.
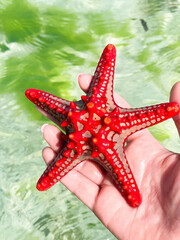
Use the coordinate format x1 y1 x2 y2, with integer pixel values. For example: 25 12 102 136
42 124 64 153
170 81 180 135
42 146 57 165
75 160 106 186
61 168 100 210
78 73 93 93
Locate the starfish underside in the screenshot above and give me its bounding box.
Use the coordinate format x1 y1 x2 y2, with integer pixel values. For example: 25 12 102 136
25 44 179 207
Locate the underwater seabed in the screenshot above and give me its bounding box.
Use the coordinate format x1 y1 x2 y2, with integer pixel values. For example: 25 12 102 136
0 0 180 239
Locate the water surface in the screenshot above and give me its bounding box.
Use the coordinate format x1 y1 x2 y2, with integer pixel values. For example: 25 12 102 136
0 0 180 239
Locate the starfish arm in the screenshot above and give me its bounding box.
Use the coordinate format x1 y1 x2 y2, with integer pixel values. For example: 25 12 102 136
95 146 141 207
36 148 82 191
25 89 70 125
84 44 117 111
119 102 179 135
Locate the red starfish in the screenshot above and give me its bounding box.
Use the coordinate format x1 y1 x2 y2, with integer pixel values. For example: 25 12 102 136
25 44 179 207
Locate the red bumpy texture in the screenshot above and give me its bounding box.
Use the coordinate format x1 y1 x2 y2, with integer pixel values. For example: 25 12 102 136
25 44 179 207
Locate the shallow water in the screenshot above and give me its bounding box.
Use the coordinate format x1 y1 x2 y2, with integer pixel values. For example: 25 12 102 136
0 0 180 239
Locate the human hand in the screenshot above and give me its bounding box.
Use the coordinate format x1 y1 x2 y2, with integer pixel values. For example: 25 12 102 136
38 74 180 240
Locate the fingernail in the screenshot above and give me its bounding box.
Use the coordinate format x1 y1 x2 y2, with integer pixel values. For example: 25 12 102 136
41 124 49 133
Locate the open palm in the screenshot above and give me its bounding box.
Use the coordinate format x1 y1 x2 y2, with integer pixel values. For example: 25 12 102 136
38 74 180 240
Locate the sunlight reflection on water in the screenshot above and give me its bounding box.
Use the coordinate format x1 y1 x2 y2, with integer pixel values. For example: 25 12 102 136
0 0 180 239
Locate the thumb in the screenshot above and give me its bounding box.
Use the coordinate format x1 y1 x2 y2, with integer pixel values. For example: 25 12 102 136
170 81 180 135
78 74 93 93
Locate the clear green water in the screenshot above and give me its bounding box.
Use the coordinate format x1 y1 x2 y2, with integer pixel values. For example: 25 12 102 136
0 0 180 239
